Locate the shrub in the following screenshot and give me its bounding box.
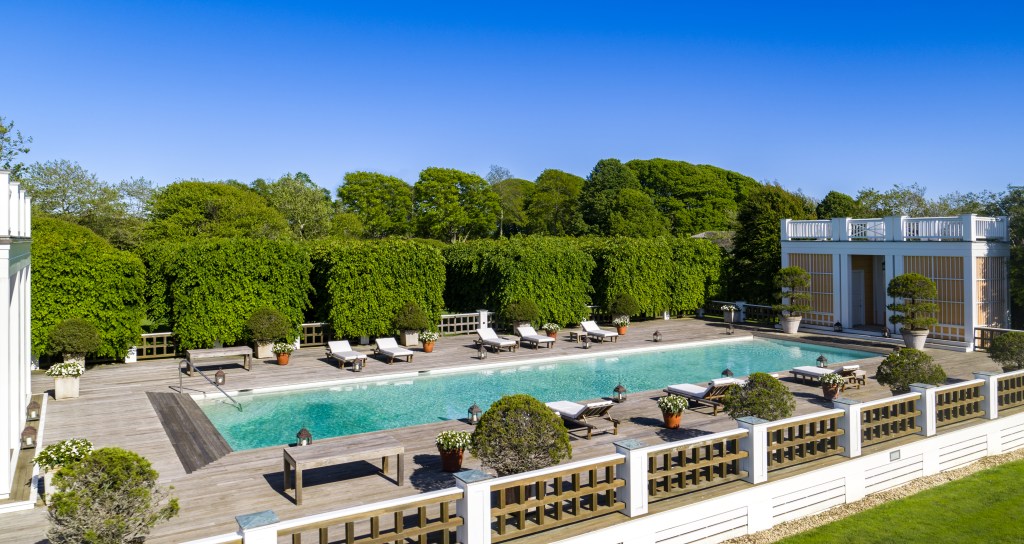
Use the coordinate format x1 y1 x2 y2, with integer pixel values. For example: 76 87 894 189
609 292 641 318
393 301 431 331
722 373 795 421
990 332 1024 371
774 266 811 317
887 273 939 331
47 447 178 544
46 318 101 357
246 307 293 343
876 348 947 394
470 394 572 476
501 299 541 325
34 439 93 472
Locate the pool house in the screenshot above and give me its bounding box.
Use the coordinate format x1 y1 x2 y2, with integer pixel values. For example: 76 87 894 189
780 214 1010 349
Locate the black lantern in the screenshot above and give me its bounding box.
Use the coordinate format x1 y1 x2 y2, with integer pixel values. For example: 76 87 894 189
214 370 226 386
21 426 37 449
833 321 843 332
352 358 364 372
613 383 628 403
882 327 891 338
468 403 482 425
653 330 663 343
478 344 488 359
816 355 828 368
582 335 592 349
296 427 313 446
721 368 734 378
26 401 40 421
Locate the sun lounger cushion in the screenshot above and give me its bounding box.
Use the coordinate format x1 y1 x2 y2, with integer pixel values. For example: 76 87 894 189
545 400 613 419
791 366 835 377
665 383 708 397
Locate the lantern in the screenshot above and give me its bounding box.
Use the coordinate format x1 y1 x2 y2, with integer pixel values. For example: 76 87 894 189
653 330 663 343
721 368 734 378
26 401 40 421
296 427 313 446
352 358 364 372
816 355 829 368
214 370 226 386
478 344 488 359
882 327 891 338
833 321 843 332
613 383 627 403
468 403 482 425
21 426 37 449
582 335 592 349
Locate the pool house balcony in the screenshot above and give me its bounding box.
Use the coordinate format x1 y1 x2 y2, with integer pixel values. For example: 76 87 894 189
782 214 1009 243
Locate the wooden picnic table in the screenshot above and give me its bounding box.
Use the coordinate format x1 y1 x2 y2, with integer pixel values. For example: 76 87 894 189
282 434 405 505
184 346 252 377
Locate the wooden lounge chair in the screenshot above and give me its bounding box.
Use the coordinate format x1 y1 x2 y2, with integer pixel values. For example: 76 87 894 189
545 400 620 440
374 337 414 363
789 366 836 385
325 340 367 369
475 327 519 352
839 365 866 389
581 320 618 343
515 325 555 349
663 377 744 415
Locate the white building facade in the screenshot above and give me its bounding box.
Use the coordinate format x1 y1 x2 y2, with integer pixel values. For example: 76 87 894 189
1 171 32 499
781 214 1010 350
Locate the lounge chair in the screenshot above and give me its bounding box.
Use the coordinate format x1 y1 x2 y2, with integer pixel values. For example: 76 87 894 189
840 365 866 389
475 327 519 352
789 366 835 385
374 337 414 363
325 340 367 369
545 400 620 440
581 320 618 343
515 325 555 349
663 377 744 415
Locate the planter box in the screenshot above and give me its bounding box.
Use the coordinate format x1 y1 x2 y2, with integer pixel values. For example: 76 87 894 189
255 342 275 359
54 376 80 400
399 330 419 347
723 310 739 323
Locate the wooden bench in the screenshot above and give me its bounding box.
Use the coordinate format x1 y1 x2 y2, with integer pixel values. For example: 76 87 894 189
184 346 253 377
283 435 405 505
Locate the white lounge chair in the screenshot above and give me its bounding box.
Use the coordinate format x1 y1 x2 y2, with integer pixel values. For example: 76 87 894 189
546 400 619 440
515 325 555 349
326 340 367 369
475 327 519 352
581 320 618 343
664 377 744 415
374 337 414 363
791 364 865 388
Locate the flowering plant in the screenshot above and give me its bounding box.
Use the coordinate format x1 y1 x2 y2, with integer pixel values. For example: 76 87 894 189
612 316 630 327
34 438 93 471
657 395 688 415
420 331 440 342
435 430 472 452
272 342 295 355
721 305 739 312
45 361 85 378
542 323 561 332
820 372 846 386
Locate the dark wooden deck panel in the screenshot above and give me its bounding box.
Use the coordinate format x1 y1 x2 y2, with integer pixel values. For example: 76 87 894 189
147 392 232 474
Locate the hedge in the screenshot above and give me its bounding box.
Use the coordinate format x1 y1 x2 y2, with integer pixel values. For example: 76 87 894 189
309 238 445 338
444 237 595 326
141 238 312 349
32 215 146 358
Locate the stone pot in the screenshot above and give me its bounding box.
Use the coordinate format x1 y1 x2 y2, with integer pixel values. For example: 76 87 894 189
662 411 682 429
276 353 290 365
422 341 436 353
439 448 464 472
54 376 80 400
822 383 841 401
780 316 802 334
255 342 275 359
399 330 419 347
902 329 929 350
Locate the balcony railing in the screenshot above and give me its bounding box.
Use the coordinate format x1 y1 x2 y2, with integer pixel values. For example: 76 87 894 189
782 215 1009 242
1 172 31 238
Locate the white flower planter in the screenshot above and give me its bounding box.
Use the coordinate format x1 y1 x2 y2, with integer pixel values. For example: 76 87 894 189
902 329 929 350
780 316 802 334
399 330 419 347
54 376 80 400
724 310 739 323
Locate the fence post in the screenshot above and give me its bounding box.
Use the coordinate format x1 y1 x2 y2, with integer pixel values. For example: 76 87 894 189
780 218 791 241
973 371 1000 420
478 310 490 330
831 217 847 241
961 213 977 241
832 398 862 458
236 510 278 544
736 416 768 484
909 383 937 437
454 469 493 544
614 439 648 517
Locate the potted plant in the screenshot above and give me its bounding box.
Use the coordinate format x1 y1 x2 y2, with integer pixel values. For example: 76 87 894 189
774 266 811 334
887 273 938 349
272 342 294 365
612 316 630 335
501 299 541 329
657 395 688 429
420 330 439 353
609 293 641 335
721 304 739 323
33 438 93 501
394 301 431 347
875 348 946 394
820 372 845 401
435 430 472 472
246 307 292 359
47 318 101 366
47 361 85 400
542 323 561 339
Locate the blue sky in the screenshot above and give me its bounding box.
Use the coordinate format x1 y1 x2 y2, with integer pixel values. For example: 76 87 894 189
5 2 1023 198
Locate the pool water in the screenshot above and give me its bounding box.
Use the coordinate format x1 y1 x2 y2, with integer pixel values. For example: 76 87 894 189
200 338 875 450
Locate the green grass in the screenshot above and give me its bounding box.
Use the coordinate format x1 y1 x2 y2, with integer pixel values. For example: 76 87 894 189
779 458 1024 543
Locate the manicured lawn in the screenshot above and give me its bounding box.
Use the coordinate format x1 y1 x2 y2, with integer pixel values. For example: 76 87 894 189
779 459 1024 543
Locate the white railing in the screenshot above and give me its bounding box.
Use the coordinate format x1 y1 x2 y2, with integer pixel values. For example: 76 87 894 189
976 216 1008 240
786 220 832 240
1 171 31 238
847 218 886 240
902 216 963 240
439 311 494 335
784 215 1009 242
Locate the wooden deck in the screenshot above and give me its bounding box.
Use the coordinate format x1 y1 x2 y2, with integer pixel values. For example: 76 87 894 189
2 319 1003 543
147 392 232 473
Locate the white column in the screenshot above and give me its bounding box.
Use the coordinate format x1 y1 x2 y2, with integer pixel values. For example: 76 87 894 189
832 253 842 324
832 217 849 241
614 440 648 517
454 469 493 544
965 251 978 349
961 213 977 241
832 398 862 458
0 245 11 496
780 218 791 241
0 171 9 234
736 416 768 484
909 384 937 437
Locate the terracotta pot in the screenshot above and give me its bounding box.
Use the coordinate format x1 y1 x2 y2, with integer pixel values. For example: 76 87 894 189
547 331 558 338
422 341 436 353
662 411 682 429
617 326 628 335
439 448 464 472
822 383 841 401
277 353 290 365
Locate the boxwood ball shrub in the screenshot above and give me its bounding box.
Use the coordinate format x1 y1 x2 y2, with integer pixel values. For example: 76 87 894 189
876 348 947 394
609 292 641 318
393 301 431 331
722 372 795 421
470 394 572 476
501 299 541 325
47 318 102 358
246 307 293 344
988 332 1024 371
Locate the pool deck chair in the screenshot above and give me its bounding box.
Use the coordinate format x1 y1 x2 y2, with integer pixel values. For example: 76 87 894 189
545 400 619 440
663 377 744 415
790 365 862 386
475 327 519 352
326 340 367 369
581 320 619 343
840 365 866 389
515 325 555 349
374 337 414 363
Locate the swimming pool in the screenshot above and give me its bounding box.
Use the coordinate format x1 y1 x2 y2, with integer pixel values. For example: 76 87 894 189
200 337 876 450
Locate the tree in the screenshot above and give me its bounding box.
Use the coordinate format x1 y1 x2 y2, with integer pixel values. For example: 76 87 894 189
21 160 119 218
492 178 534 236
775 266 811 316
414 167 499 242
989 332 1024 371
875 348 946 393
470 394 571 476
336 171 414 238
604 188 669 237
856 183 931 217
525 169 587 235
254 172 333 239
0 114 32 181
722 372 795 421
115 177 154 218
815 190 861 218
887 273 938 331
485 164 513 185
581 159 667 236
47 448 178 544
145 180 292 241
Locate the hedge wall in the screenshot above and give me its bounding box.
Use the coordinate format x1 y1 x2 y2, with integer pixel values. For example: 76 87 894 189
444 237 595 326
32 215 146 358
141 237 312 349
309 238 445 338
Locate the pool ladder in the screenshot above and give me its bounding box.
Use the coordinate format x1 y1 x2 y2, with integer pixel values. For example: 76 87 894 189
177 360 243 412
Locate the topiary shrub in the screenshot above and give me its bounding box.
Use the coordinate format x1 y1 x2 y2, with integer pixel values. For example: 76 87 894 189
774 266 811 317
875 348 947 394
470 394 572 476
887 273 938 331
609 292 641 318
989 332 1024 371
501 299 541 325
246 307 293 343
393 301 431 331
47 447 179 544
722 372 795 421
47 319 101 359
